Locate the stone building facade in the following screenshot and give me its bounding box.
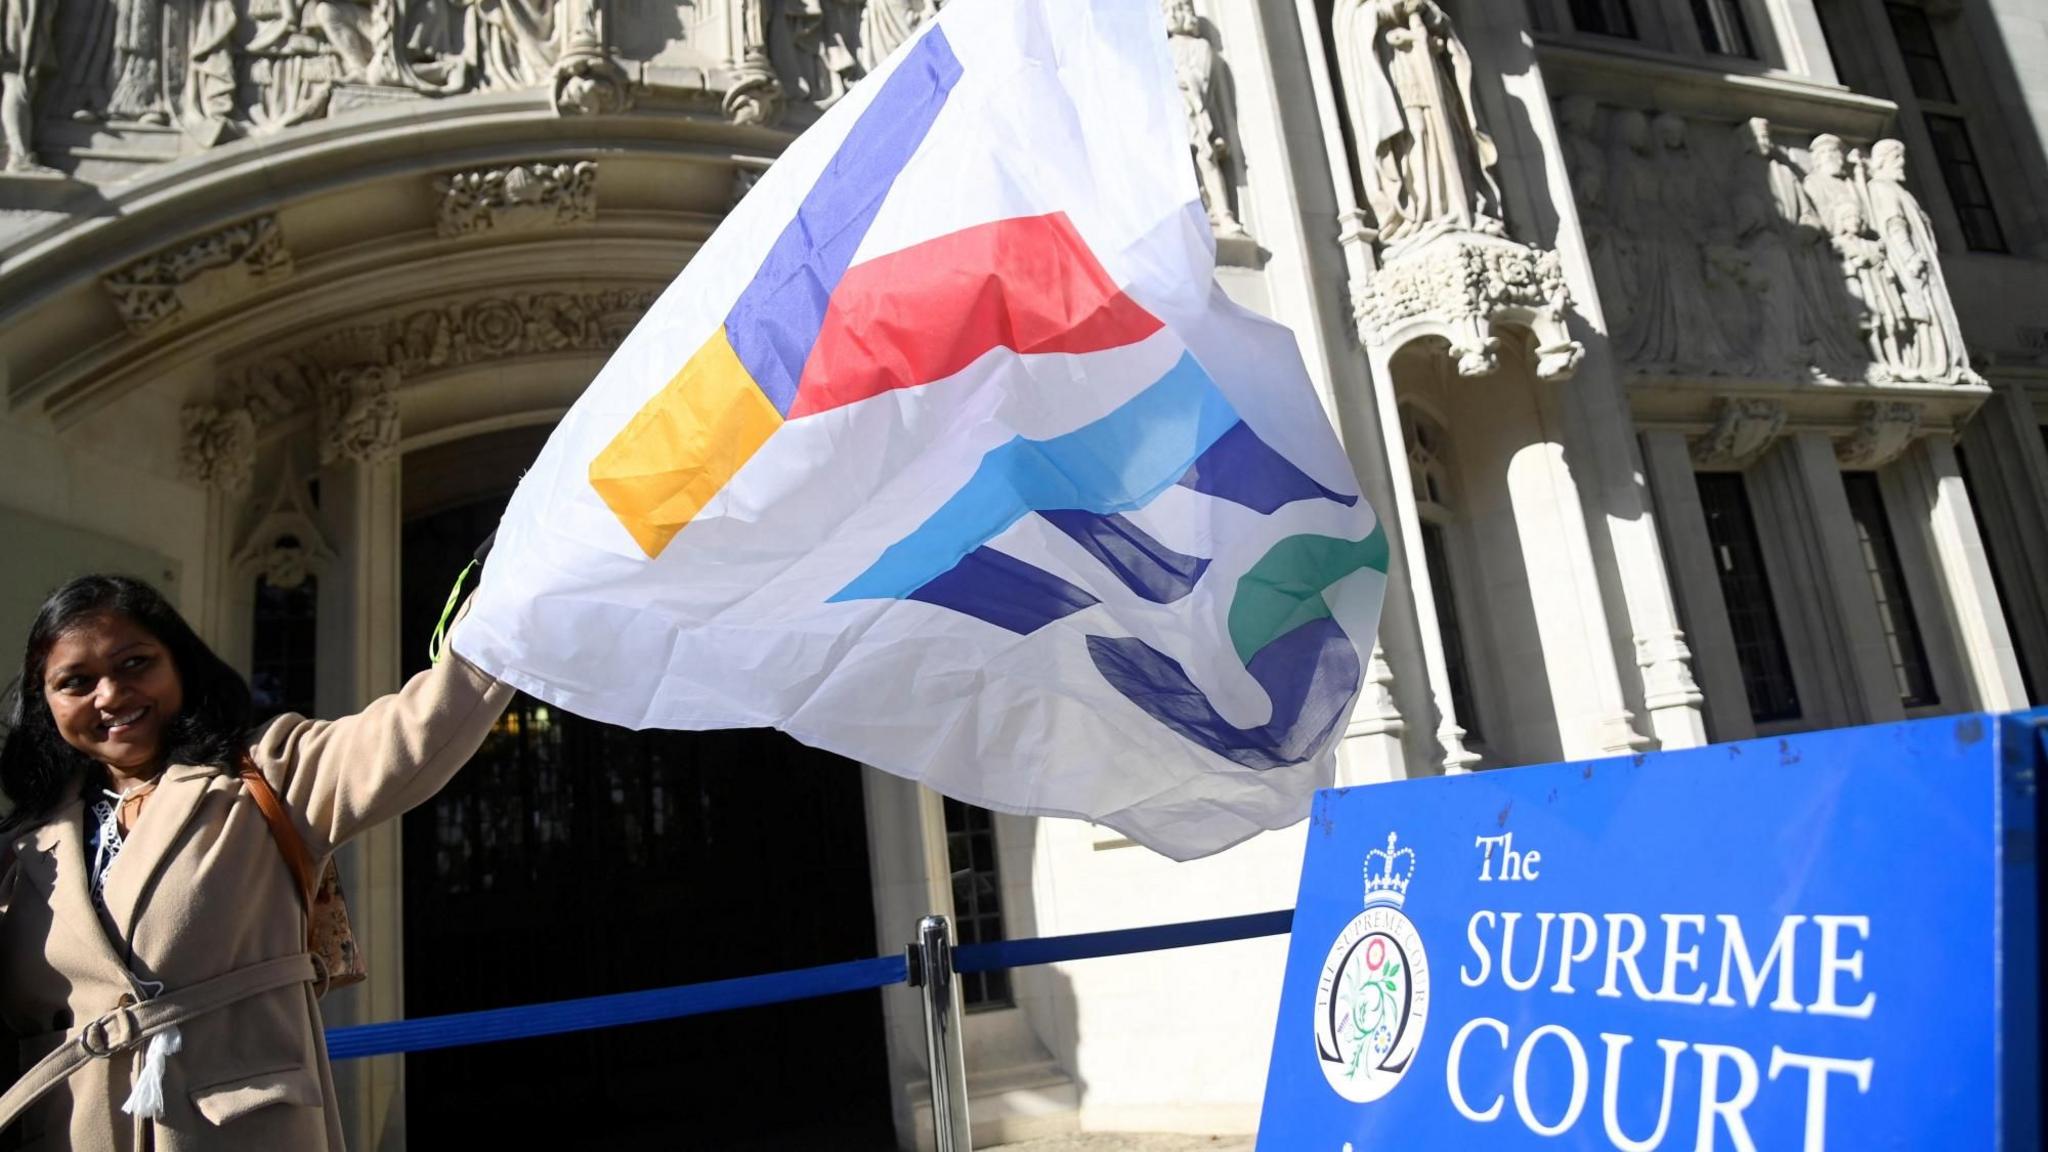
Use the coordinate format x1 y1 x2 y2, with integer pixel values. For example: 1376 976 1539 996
1 0 2042 1146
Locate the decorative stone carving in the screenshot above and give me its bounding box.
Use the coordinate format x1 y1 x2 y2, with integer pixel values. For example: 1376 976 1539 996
1330 0 1503 253
1834 400 1923 469
552 0 630 115
318 363 399 464
1355 232 1582 381
1 0 57 172
221 286 659 430
179 402 256 494
1690 397 1786 468
1164 0 1245 238
103 215 294 335
731 161 766 207
232 462 336 590
724 0 786 126
436 160 597 237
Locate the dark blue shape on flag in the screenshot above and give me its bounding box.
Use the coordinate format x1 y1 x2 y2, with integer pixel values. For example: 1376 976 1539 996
1039 509 1208 605
908 546 1098 635
1177 420 1356 514
1085 616 1361 771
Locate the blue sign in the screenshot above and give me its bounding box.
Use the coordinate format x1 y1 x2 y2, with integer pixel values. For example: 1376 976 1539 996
1258 711 2041 1151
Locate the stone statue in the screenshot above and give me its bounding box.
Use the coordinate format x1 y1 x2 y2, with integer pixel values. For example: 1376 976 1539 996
1 0 54 171
1331 0 1502 248
858 0 936 74
1733 117 1864 378
244 0 385 131
1823 195 1910 375
50 0 115 122
1165 0 1244 236
107 0 169 124
474 0 559 90
772 0 860 107
1863 138 1971 381
174 0 242 145
1804 134 1915 378
388 0 471 93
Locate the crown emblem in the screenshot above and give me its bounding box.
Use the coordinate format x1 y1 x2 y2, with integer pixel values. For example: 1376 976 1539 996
1363 831 1416 909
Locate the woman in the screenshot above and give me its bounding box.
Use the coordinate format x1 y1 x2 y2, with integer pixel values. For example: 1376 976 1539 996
0 570 511 1149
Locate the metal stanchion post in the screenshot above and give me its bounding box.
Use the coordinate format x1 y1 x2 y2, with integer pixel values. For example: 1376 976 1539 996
914 914 972 1152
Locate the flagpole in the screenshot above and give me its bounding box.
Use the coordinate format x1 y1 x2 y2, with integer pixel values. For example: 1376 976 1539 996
915 915 972 1151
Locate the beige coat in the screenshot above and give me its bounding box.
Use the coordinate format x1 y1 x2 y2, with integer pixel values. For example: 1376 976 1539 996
1 642 513 1151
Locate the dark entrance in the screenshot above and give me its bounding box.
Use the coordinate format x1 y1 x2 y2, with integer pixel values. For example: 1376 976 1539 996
398 480 896 1149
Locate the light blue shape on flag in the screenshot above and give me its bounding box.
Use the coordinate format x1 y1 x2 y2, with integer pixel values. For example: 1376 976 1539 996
833 352 1239 603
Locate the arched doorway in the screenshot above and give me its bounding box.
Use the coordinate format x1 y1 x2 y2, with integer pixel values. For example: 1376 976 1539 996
395 429 896 1148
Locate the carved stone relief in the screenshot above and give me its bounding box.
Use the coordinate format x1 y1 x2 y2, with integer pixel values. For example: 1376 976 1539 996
1559 101 1981 387
13 0 894 166
232 463 336 589
217 286 657 433
318 363 400 463
436 160 596 236
1834 400 1923 469
103 215 293 335
1689 397 1786 469
179 402 257 493
730 161 767 207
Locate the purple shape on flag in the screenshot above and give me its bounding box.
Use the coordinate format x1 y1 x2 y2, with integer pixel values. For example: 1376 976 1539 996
723 28 964 415
1084 616 1360 771
909 546 1099 634
1176 421 1356 514
1039 509 1208 604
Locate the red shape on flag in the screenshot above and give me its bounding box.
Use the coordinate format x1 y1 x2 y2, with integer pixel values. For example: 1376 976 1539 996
788 212 1164 419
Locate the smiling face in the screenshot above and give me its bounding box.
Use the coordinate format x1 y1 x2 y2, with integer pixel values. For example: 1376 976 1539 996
40 612 184 776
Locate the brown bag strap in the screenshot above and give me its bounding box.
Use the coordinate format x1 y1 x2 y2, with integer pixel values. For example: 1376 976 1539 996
238 756 317 946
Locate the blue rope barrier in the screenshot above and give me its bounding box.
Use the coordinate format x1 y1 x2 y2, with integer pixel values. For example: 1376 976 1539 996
328 953 909 1061
326 908 1295 1061
954 908 1292 973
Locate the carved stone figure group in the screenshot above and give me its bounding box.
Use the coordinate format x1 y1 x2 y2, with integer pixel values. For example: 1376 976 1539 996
1 0 968 170
1561 99 1974 385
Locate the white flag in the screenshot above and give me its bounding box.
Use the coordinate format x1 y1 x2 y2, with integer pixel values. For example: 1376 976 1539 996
457 0 1386 859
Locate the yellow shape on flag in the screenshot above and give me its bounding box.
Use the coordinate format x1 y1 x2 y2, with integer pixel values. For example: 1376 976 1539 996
589 326 784 558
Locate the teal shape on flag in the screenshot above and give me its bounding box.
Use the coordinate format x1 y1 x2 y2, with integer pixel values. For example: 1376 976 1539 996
832 352 1239 603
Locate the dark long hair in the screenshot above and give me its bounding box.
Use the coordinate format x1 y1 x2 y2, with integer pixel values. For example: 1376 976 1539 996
0 575 252 832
